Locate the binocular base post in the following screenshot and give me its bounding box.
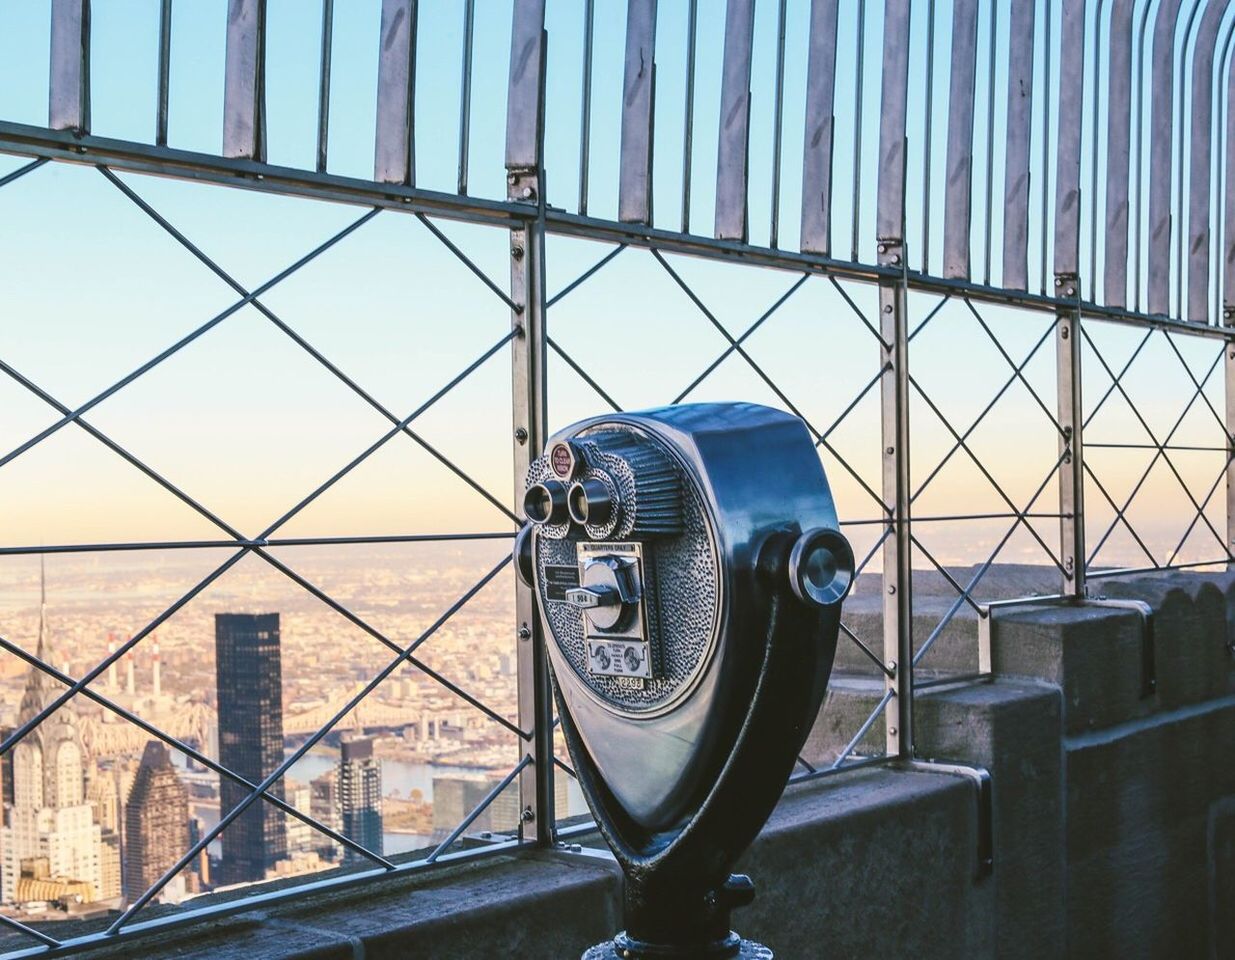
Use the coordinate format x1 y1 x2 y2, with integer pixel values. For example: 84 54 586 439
582 940 773 959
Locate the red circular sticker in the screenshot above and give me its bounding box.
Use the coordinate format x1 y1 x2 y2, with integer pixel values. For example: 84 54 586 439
550 443 573 477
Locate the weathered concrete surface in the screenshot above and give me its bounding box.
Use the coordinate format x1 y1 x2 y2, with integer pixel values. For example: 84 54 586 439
1065 698 1235 960
1212 798 1235 956
990 602 1152 733
737 769 991 958
78 853 623 960
914 681 1065 960
1097 570 1235 709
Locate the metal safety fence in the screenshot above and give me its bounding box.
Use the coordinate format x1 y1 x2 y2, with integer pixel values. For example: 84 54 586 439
0 0 1232 956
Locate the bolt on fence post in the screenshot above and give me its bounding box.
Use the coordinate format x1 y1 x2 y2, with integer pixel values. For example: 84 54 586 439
506 0 554 845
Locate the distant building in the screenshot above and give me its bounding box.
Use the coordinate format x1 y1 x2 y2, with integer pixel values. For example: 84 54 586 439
430 772 568 844
309 770 342 861
98 830 122 903
0 568 104 905
122 742 189 905
214 613 287 886
283 781 315 858
337 738 382 863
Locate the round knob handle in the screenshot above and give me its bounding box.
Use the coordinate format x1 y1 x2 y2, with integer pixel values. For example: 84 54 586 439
569 556 640 630
788 527 854 607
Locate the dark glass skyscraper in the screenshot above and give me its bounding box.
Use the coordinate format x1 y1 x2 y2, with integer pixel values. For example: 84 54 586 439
337 737 382 864
215 613 286 885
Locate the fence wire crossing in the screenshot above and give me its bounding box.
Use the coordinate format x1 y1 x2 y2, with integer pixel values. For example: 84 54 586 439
0 0 1233 956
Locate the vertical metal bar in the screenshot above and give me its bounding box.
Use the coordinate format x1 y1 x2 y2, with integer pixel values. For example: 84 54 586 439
1226 24 1235 321
1003 0 1035 291
316 0 334 173
851 0 866 261
1057 309 1086 597
1104 0 1136 307
681 0 698 233
800 0 839 256
1147 0 1185 315
876 0 912 244
1040 0 1053 294
942 0 978 280
504 0 553 847
921 0 937 272
1133 0 1155 311
457 0 475 195
715 0 756 241
769 0 788 249
982 0 998 285
1177 0 1206 320
222 0 266 161
1053 0 1086 284
1187 0 1232 323
49 0 90 133
156 0 172 146
619 0 657 225
507 0 545 172
877 0 912 761
374 0 417 184
1056 0 1089 600
579 0 595 216
1214 20 1235 324
1089 0 1110 302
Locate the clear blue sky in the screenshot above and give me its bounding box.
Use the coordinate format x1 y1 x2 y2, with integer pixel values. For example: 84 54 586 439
0 0 1227 568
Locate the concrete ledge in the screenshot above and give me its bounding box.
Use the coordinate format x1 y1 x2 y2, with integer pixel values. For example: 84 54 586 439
70 768 982 960
990 601 1151 733
738 768 990 958
81 852 623 960
1097 571 1235 709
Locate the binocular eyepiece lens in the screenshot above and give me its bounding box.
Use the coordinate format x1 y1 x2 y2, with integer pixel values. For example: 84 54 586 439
567 478 613 527
788 527 855 607
524 480 569 525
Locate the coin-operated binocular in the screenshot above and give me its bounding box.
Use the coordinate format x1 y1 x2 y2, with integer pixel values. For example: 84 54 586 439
514 403 853 959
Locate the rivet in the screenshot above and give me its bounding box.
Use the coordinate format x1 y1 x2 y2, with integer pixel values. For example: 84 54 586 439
518 626 531 641
886 446 895 455
521 806 535 823
888 726 898 736
507 172 518 185
514 427 528 444
511 244 524 260
891 254 901 265
887 584 896 595
883 304 893 313
886 660 897 673
878 243 887 254
521 186 535 200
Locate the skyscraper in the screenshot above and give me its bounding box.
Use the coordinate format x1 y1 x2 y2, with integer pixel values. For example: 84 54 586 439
309 770 342 862
123 742 189 905
337 737 382 863
1 564 103 905
214 613 286 886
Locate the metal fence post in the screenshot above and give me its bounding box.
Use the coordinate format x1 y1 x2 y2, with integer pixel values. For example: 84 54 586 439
1055 0 1086 598
506 0 554 845
879 248 913 759
1057 304 1086 597
877 0 913 760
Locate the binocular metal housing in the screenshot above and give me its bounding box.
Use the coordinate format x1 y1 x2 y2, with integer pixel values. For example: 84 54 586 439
516 403 852 959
